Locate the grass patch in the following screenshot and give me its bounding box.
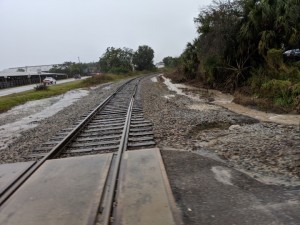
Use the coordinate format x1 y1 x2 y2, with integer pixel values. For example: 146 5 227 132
0 71 151 113
0 80 84 113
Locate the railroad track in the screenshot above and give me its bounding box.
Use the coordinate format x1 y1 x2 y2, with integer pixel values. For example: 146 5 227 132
0 76 181 225
26 78 155 159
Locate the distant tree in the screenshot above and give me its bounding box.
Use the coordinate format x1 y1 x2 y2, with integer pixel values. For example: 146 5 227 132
163 56 180 67
17 68 25 72
49 62 89 76
69 63 81 75
180 41 200 80
133 45 155 71
49 63 70 74
85 62 98 73
99 47 133 73
162 57 173 67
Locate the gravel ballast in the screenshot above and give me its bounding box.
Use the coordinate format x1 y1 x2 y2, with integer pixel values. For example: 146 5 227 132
0 75 300 224
0 80 128 164
139 74 300 184
1 75 299 180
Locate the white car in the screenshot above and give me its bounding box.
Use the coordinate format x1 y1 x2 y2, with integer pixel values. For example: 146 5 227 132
283 49 300 57
43 77 56 85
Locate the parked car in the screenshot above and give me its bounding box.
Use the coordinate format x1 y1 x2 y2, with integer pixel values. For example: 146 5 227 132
74 74 81 79
43 77 56 85
283 49 300 61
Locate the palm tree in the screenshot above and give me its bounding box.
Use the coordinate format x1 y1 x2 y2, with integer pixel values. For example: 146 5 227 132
239 0 300 59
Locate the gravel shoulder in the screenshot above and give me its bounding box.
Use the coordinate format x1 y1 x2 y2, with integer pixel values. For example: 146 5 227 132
139 75 300 225
0 80 128 163
141 75 300 184
1 74 299 224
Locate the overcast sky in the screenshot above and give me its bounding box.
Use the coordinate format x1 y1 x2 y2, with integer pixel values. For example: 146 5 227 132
0 0 212 70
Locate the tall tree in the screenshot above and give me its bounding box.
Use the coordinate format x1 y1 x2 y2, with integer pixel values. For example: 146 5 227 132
180 40 200 80
49 62 90 75
132 45 155 71
99 47 133 73
239 0 300 58
163 56 180 67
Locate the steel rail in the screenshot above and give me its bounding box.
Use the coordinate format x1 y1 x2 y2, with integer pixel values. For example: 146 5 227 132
102 83 138 225
0 78 135 207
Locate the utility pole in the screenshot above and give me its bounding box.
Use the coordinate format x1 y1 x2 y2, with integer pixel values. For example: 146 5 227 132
78 57 81 76
37 68 42 83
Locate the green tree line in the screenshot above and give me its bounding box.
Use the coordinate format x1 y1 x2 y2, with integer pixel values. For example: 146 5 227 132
50 45 155 76
99 45 155 73
164 0 300 111
49 62 93 76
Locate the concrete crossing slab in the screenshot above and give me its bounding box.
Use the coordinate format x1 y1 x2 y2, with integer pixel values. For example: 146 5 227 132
114 148 182 225
0 154 113 225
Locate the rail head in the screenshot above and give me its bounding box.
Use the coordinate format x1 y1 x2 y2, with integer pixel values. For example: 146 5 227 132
101 82 139 225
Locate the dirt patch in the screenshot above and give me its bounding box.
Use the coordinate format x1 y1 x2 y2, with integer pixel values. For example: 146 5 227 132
164 70 187 83
166 70 300 114
233 91 293 114
140 75 300 182
157 75 166 83
188 122 231 136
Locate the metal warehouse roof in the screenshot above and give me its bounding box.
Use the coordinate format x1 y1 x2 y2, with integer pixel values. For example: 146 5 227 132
0 72 66 78
3 64 62 73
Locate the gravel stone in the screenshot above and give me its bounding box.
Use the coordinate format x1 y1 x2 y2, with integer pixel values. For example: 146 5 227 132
139 75 300 183
0 80 129 164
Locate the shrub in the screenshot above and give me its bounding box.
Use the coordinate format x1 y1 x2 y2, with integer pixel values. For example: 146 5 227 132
292 61 300 69
248 67 269 90
34 84 48 91
200 55 228 88
81 74 114 86
282 67 300 82
261 79 292 98
266 49 283 69
292 82 300 96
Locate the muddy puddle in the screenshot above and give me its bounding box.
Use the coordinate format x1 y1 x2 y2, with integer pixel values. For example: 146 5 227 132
158 75 300 126
0 89 89 151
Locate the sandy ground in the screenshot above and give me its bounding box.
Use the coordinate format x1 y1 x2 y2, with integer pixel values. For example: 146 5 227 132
162 76 300 126
156 75 300 183
140 75 300 224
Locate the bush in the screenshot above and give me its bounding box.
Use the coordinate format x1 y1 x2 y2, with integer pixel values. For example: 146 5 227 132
202 56 220 85
261 79 292 98
292 82 300 96
248 67 268 90
260 79 295 107
282 67 300 82
266 49 284 69
292 61 300 69
34 84 48 91
81 74 114 86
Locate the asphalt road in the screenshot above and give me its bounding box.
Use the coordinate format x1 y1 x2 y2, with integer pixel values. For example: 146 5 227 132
0 77 89 97
162 150 300 225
